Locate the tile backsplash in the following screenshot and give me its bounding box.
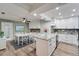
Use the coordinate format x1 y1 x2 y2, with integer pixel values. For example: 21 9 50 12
51 29 78 35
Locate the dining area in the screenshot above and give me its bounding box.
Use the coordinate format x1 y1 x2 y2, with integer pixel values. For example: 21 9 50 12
13 32 36 49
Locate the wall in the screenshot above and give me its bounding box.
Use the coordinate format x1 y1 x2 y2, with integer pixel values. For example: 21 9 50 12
78 17 79 29
0 19 29 33
14 22 29 33
40 20 55 34
78 17 79 47
40 21 50 33
29 20 40 29
13 22 29 40
0 22 1 30
0 19 29 40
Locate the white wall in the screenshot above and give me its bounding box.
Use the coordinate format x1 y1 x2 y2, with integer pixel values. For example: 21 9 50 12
78 16 79 29
14 22 29 32
40 20 55 34
29 20 40 29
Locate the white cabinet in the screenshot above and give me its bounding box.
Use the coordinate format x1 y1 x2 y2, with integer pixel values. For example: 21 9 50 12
36 34 56 56
0 37 6 50
55 17 79 29
55 19 66 28
58 34 78 46
36 39 48 56
29 20 40 29
48 35 56 55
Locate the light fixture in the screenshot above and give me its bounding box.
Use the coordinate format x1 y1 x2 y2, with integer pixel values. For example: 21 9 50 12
59 12 61 16
1 12 5 14
72 9 76 12
22 20 26 22
71 14 74 16
56 7 60 10
33 13 37 16
22 18 26 23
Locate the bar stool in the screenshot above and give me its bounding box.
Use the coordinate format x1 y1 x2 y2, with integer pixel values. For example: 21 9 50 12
23 36 29 45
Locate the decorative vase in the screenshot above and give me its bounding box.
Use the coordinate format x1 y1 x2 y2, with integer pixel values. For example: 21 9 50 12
44 29 47 39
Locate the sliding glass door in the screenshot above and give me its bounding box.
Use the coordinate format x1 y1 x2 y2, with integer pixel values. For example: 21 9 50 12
1 22 13 40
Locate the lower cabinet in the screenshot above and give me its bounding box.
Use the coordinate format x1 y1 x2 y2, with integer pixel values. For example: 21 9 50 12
36 35 56 56
0 38 6 50
48 36 56 55
36 39 48 56
58 34 78 46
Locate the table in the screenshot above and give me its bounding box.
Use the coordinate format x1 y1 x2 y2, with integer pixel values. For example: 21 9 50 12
15 33 29 46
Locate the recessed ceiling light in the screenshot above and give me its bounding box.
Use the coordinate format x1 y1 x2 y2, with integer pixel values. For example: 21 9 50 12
59 12 61 16
56 7 60 10
33 13 37 16
73 9 76 12
71 14 74 16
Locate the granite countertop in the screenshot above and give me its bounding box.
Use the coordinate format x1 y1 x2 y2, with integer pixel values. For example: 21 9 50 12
30 33 56 41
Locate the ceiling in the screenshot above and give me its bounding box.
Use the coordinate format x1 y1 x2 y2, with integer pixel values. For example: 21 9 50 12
0 3 79 22
14 3 45 12
44 3 79 19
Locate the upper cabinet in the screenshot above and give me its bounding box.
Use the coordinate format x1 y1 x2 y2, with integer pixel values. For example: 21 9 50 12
55 17 79 29
29 20 40 29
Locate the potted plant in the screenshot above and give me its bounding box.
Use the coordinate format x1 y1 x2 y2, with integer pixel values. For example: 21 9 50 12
0 31 4 38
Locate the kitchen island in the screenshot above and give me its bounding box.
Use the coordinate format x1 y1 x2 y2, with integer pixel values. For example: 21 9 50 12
31 33 57 56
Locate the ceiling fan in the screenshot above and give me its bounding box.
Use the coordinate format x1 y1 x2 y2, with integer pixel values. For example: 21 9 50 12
22 18 30 23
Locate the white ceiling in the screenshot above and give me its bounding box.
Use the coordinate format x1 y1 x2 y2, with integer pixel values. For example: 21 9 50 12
44 3 79 19
0 3 79 22
0 3 29 21
14 3 45 12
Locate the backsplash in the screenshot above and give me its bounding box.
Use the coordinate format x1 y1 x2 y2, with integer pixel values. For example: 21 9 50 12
51 29 78 35
30 29 40 33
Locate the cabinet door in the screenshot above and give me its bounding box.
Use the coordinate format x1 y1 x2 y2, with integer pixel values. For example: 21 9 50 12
58 34 78 46
48 36 56 55
55 19 66 28
55 17 78 29
0 39 6 50
36 39 48 56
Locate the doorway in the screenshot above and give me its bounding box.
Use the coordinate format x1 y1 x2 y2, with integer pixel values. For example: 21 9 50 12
1 22 13 40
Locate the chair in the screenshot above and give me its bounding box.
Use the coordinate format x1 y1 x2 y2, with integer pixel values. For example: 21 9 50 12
29 36 35 44
23 36 29 45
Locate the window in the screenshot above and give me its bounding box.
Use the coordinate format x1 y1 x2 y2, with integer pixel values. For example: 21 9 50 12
16 25 24 32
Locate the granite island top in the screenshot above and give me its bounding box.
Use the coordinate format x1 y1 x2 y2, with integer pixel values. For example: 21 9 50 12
30 33 57 41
